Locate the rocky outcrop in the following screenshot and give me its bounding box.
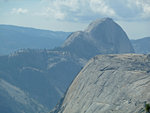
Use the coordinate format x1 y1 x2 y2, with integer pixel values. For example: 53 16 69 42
53 54 150 113
61 18 134 59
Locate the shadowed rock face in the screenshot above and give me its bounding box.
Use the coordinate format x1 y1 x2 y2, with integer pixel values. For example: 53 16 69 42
53 54 150 113
0 78 48 113
0 49 83 111
61 18 134 59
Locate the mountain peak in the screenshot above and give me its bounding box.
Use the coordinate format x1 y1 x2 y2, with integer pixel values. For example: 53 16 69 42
86 17 114 32
91 17 113 24
61 17 134 59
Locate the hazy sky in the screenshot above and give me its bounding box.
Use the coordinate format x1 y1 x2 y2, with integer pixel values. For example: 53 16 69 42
0 0 150 39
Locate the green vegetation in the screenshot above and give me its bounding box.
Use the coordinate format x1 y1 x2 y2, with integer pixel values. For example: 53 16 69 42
145 103 150 113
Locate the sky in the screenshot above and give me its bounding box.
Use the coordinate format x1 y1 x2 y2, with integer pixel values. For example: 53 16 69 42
0 0 150 39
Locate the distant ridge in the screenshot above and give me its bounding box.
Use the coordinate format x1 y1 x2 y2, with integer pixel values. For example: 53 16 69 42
131 37 150 53
0 24 71 55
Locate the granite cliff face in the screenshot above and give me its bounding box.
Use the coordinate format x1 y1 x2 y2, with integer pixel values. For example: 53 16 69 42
53 54 150 113
61 18 134 59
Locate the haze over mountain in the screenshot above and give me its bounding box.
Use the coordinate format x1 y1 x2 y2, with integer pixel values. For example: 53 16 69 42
0 18 135 112
52 54 150 113
0 25 70 55
131 37 150 54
